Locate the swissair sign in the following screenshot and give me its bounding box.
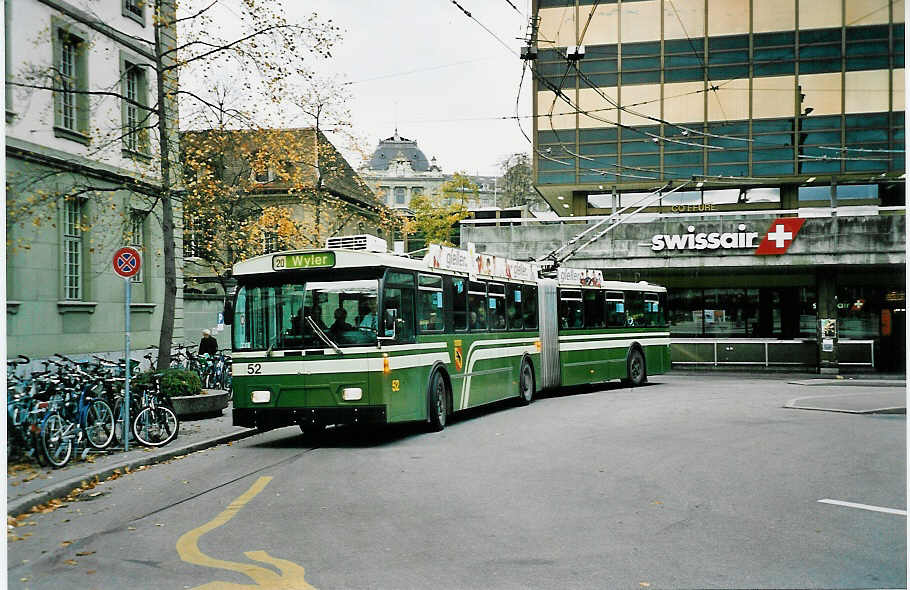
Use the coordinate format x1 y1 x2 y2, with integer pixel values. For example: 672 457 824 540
753 218 807 255
650 218 806 256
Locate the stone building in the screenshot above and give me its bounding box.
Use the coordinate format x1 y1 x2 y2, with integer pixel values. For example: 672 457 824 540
359 131 502 210
463 0 906 372
6 0 181 358
180 127 388 335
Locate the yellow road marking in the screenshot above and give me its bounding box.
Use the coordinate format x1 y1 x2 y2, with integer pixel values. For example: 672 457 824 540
177 476 317 589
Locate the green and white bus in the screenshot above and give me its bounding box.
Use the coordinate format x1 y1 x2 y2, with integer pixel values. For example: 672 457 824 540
227 237 670 433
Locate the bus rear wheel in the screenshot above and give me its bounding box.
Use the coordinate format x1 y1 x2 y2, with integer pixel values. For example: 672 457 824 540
426 370 448 432
517 358 535 406
623 349 647 387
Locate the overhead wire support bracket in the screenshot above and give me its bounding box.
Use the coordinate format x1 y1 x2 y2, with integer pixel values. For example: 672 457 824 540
537 182 669 265
537 183 690 269
559 182 691 265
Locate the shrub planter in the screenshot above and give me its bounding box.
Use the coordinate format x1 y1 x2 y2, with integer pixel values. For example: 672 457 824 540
170 389 230 418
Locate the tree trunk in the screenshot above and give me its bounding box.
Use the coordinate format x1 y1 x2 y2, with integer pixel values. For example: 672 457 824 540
155 0 176 370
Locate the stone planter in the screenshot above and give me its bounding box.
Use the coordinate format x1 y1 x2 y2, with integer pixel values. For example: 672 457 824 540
170 389 230 418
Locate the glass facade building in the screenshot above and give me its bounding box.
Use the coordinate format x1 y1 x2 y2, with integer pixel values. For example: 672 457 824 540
528 0 906 372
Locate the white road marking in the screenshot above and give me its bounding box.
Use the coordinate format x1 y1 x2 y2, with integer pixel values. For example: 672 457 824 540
818 498 907 516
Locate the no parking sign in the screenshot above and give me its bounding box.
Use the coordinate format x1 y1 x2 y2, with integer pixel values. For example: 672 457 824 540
113 246 141 450
113 246 142 279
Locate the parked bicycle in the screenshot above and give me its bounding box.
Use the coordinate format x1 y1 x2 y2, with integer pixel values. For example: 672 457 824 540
131 374 180 447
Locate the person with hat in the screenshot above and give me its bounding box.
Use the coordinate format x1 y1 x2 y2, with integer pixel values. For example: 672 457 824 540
199 328 218 356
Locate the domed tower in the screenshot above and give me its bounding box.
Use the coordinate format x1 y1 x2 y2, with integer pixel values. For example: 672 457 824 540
360 130 446 210
366 129 431 173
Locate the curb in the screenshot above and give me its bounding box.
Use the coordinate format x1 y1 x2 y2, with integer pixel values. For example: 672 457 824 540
8 428 259 517
787 379 906 387
784 404 906 415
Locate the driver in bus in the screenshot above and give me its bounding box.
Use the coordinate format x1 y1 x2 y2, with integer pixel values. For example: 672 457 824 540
358 299 377 331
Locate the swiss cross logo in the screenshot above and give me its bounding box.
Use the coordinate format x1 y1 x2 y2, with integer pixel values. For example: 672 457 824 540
754 218 807 255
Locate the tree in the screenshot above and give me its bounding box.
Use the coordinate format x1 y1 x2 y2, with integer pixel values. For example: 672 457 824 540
440 172 480 207
7 0 343 368
499 153 548 210
182 125 395 286
404 190 470 249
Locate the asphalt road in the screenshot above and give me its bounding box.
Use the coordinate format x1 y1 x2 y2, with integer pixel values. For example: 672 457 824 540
7 374 906 589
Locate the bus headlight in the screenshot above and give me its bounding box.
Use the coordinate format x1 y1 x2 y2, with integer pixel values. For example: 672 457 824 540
342 387 362 401
251 390 271 403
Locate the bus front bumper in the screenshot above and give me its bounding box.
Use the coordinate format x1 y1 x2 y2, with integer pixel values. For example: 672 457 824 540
233 406 388 431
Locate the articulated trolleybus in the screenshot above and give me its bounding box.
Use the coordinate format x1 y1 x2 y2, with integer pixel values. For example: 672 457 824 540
227 235 670 433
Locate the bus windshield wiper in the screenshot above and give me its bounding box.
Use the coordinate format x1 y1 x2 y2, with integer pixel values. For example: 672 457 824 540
305 315 343 354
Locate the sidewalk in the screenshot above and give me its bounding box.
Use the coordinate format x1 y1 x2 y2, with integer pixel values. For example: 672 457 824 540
7 403 257 517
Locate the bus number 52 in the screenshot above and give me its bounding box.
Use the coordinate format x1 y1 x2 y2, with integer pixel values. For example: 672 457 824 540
247 363 262 374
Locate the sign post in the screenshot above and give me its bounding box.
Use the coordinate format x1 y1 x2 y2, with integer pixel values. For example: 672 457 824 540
113 247 142 450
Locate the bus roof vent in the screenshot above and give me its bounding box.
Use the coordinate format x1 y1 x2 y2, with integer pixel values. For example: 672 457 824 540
325 234 388 253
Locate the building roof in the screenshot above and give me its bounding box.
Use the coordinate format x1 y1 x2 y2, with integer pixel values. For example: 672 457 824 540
366 130 435 172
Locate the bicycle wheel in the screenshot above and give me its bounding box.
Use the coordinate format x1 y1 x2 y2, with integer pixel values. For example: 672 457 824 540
83 399 115 449
113 398 137 446
40 413 73 468
132 405 179 447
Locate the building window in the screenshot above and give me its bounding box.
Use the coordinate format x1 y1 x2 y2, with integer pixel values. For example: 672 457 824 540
122 61 149 155
123 0 145 25
752 31 795 77
63 199 83 300
664 38 705 83
130 212 144 283
394 187 406 205
51 20 90 143
263 231 280 254
184 216 209 260
57 30 82 133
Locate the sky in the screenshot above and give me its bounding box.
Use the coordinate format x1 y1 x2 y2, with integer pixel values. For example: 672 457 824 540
253 1 534 177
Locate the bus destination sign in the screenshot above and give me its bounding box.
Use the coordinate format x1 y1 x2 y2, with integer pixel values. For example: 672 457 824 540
272 252 336 271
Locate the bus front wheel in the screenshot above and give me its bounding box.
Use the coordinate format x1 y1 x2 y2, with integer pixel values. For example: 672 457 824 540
426 370 448 432
623 349 647 387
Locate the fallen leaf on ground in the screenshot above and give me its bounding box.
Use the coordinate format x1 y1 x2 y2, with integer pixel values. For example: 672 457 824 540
76 551 95 556
64 559 78 565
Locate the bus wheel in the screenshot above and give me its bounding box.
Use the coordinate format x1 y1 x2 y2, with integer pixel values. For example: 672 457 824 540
624 349 647 387
427 370 447 432
517 358 535 406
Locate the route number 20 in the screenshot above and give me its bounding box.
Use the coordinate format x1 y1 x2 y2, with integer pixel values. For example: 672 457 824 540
247 363 262 374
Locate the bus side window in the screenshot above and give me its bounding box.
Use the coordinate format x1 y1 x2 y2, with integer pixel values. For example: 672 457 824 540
522 285 538 330
383 271 416 343
643 293 663 327
605 291 625 327
625 291 645 327
559 289 583 329
583 289 605 328
450 277 468 332
488 283 506 331
417 274 444 333
468 281 487 331
507 284 523 331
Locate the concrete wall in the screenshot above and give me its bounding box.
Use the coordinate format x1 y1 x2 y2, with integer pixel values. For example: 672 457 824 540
462 212 906 270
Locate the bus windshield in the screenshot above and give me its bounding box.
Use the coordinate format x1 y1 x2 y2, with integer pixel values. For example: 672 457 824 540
233 279 380 351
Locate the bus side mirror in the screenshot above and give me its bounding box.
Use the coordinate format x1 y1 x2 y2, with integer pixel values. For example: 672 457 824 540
223 300 234 325
382 308 398 338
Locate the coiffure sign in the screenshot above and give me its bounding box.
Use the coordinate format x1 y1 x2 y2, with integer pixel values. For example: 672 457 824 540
650 218 807 255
